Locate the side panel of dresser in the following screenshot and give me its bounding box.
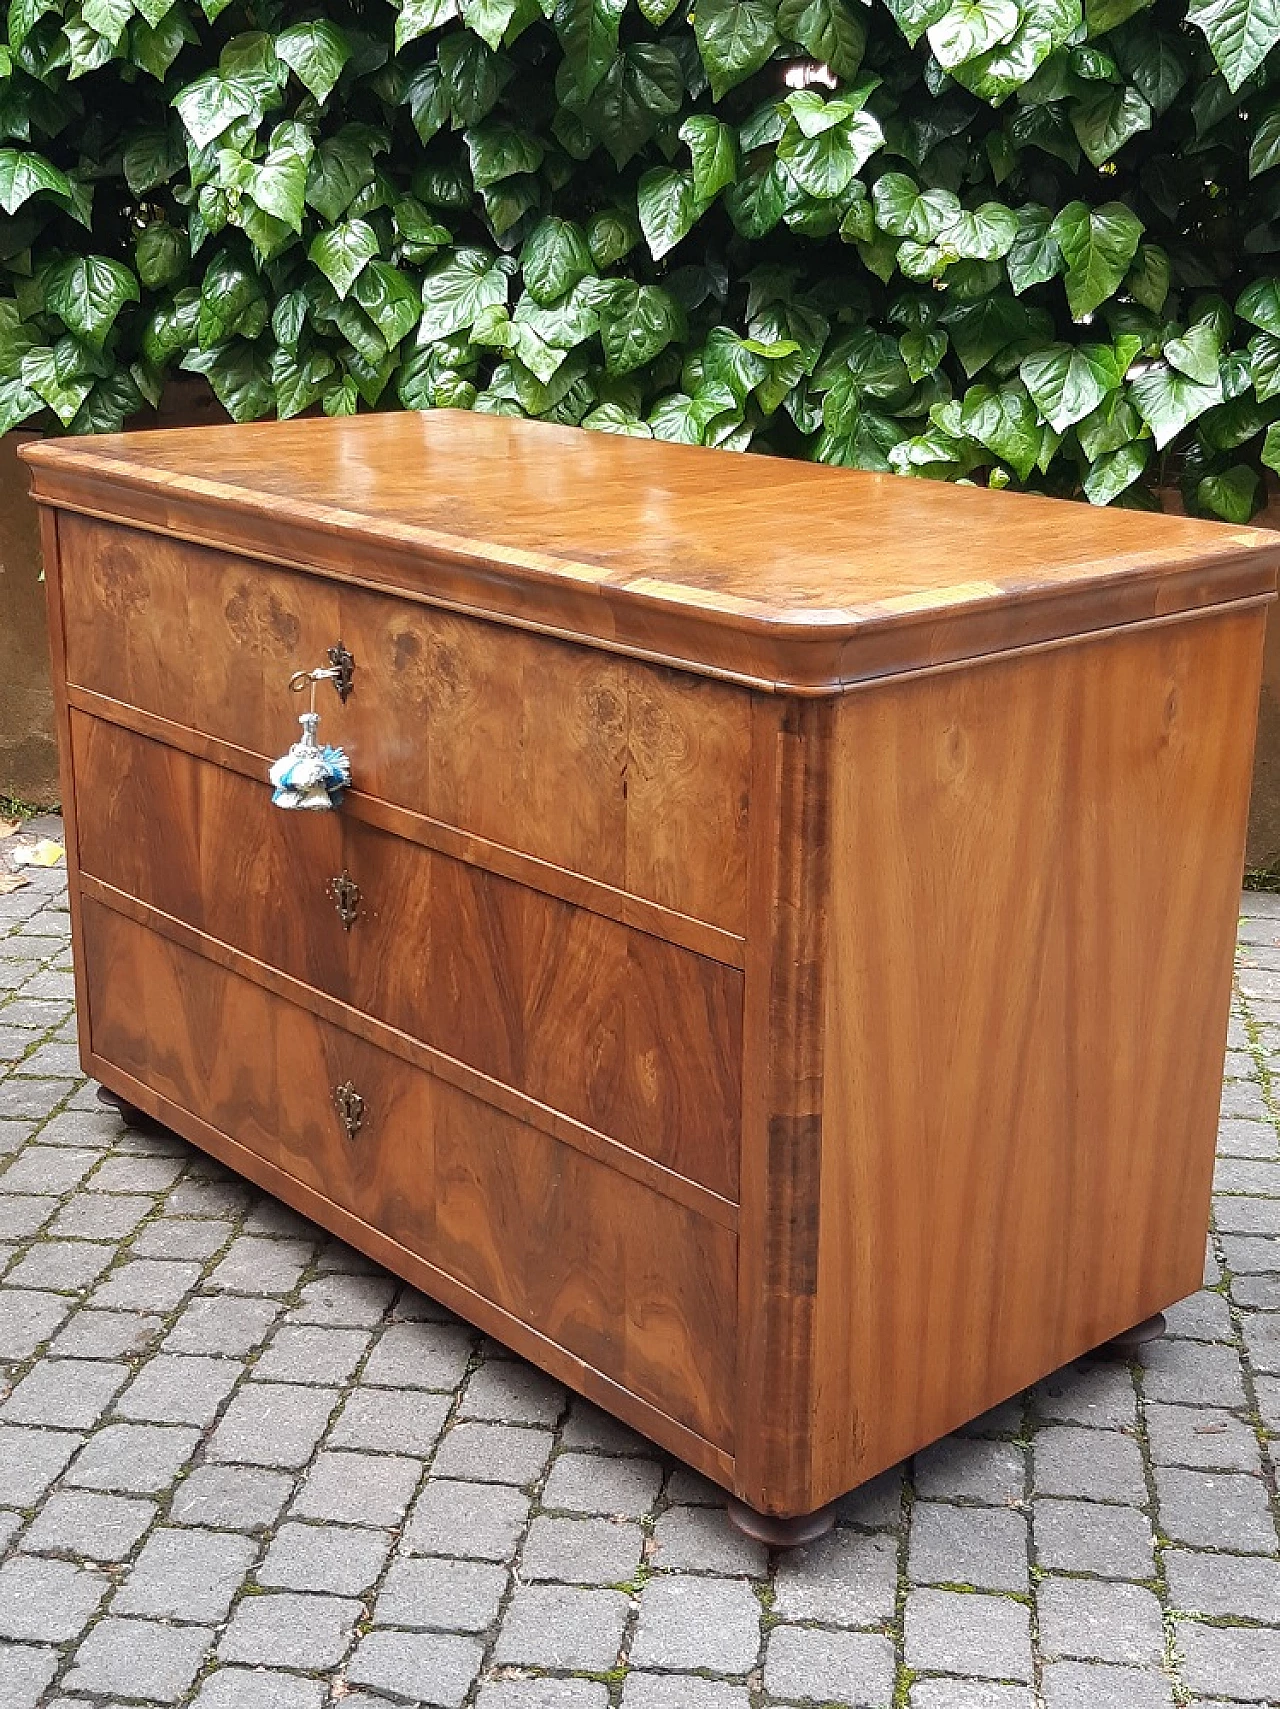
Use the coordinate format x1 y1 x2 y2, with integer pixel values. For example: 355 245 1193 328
807 607 1266 1507
41 505 743 1485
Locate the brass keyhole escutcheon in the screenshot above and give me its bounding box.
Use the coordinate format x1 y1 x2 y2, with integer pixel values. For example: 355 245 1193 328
333 1081 365 1143
328 871 362 930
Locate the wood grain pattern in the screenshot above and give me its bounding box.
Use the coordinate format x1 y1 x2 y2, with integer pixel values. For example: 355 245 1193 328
806 607 1265 1505
82 896 738 1450
72 712 743 1198
23 413 1280 690
59 514 751 933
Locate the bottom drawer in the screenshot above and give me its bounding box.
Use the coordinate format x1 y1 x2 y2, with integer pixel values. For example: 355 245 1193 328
81 897 737 1451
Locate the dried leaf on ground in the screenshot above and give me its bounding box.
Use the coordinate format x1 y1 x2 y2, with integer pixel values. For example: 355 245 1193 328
0 819 18 840
0 872 29 893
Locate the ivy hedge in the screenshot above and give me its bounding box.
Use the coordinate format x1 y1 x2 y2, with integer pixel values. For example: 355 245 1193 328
2 0 1280 515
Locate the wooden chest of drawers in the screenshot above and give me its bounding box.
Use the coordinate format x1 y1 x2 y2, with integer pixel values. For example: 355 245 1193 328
23 412 1280 1534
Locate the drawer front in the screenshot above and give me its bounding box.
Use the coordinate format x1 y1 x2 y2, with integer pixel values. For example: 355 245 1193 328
72 712 742 1201
58 513 751 934
82 898 737 1449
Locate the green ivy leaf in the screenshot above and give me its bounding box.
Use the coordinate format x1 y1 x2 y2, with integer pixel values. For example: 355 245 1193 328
395 0 460 50
46 256 140 351
1131 360 1224 448
1250 330 1280 400
1165 319 1222 386
1198 463 1261 520
83 0 135 46
1070 85 1152 165
521 218 594 304
694 0 780 100
306 132 378 225
779 106 884 198
1019 339 1132 432
197 249 266 344
353 260 421 347
276 21 351 104
884 0 950 44
135 222 187 289
1050 199 1144 319
419 247 511 340
1263 421 1280 473
462 0 522 48
679 115 739 202
960 380 1041 479
900 326 948 381
927 0 1020 70
638 168 702 261
173 73 260 149
1238 278 1280 336
554 0 627 97
586 205 642 267
438 33 506 126
584 41 684 167
1125 243 1170 314
465 120 544 188
0 149 73 214
271 346 336 418
309 218 380 300
599 279 684 374
943 203 1019 261
1006 204 1062 294
1082 439 1149 503
1076 389 1144 457
1187 0 1280 92
776 0 866 77
582 401 653 436
132 10 193 80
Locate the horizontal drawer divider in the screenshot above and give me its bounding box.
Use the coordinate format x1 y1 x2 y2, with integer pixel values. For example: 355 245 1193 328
87 1049 736 1488
81 874 740 1234
67 684 745 971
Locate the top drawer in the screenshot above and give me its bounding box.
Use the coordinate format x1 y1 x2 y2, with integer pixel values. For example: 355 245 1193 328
56 513 752 935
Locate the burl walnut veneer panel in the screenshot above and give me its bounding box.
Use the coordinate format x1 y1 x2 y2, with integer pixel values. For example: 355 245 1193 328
23 411 1280 1524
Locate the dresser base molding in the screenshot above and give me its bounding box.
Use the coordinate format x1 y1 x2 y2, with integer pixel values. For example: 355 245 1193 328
88 1056 738 1490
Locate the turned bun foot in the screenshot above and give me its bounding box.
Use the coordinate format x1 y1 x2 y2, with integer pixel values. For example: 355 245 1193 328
726 1496 837 1548
96 1084 156 1129
1101 1311 1167 1357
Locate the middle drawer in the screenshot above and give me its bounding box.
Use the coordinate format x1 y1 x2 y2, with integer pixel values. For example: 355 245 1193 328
72 711 743 1201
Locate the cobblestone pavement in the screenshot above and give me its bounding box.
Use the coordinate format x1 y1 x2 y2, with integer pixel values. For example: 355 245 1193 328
1 836 1279 1709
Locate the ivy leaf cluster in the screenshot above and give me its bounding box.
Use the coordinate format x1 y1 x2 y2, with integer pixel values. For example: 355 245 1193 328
2 0 1280 516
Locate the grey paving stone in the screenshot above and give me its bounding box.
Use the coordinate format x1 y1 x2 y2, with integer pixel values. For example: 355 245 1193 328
1 1356 128 1428
15 1042 82 1078
2 1000 71 1033
0 1508 21 1550
1215 1194 1280 1234
253 1324 372 1385
33 1108 120 1147
1257 1374 1280 1430
290 1450 421 1527
0 1079 73 1120
257 1520 393 1595
665 1466 725 1506
374 1556 507 1631
908 1500 1030 1592
114 1526 257 1621
218 1590 361 1669
1034 1423 1149 1504
4 1239 115 1292
91 1258 201 1312
771 1527 898 1626
460 1359 566 1426
402 1479 529 1560
540 1450 663 1515
0 1286 70 1354
360 1319 476 1389
481 1685 611 1709
495 1583 631 1670
0 1554 108 1640
1215 1155 1280 1194
0 1644 58 1709
1145 1403 1263 1471
763 1626 895 1706
1220 1079 1270 1119
66 1423 199 1493
559 1397 653 1456
1215 1117 1278 1157
1221 1234 1280 1273
619 1681 748 1709
62 1617 214 1702
288 1272 397 1326
835 1464 906 1529
115 1353 242 1425
192 1670 326 1709
169 1466 293 1531
1175 1621 1280 1699
0 1119 34 1153
1 1145 97 1194
432 1422 553 1486
132 1219 231 1261
1037 1577 1164 1665
345 1630 482 1707
1141 1339 1248 1408
0 1026 30 1062
206 1236 313 1296
49 1308 165 1359
0 1423 83 1505
1243 1311 1280 1373
904 1587 1034 1681
911 1686 1034 1709
0 1196 58 1241
23 1491 155 1561
1034 1499 1155 1578
51 1194 152 1239
913 1435 1026 1505
164 1295 281 1355
206 1382 338 1468
1041 1663 1174 1709
523 1514 644 1585
1166 1547 1280 1618
329 1386 450 1455
166 1178 253 1218
1154 1466 1277 1552
87 1155 186 1194
652 1504 770 1579
1034 1362 1138 1428
629 1574 761 1673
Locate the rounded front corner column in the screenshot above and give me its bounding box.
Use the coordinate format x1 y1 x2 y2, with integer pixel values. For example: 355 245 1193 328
726 1495 837 1549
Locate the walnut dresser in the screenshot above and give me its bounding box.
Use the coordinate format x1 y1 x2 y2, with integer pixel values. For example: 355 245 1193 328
22 413 1280 1541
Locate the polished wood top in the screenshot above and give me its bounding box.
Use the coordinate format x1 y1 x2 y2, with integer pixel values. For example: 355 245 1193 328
24 412 1280 691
